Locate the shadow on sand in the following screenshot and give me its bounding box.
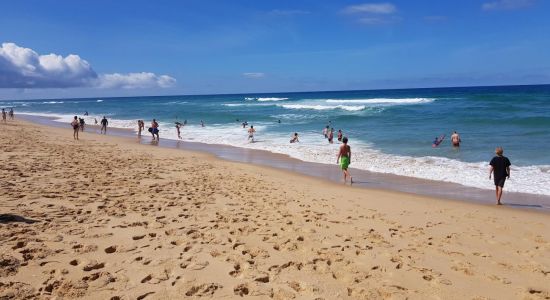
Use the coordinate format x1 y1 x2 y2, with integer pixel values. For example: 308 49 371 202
0 214 39 224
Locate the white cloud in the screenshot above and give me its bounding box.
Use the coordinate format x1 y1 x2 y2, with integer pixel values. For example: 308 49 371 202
482 0 535 10
242 72 265 79
98 72 176 89
0 42 176 89
342 3 396 14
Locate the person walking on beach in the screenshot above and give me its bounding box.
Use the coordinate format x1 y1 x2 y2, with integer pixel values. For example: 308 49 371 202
8 108 14 120
489 147 511 205
451 131 461 147
290 132 299 143
1 109 6 123
248 125 256 142
337 137 353 184
150 119 159 140
71 116 80 140
79 118 85 132
100 116 108 134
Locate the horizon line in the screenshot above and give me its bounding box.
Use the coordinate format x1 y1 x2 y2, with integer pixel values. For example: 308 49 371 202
2 82 549 102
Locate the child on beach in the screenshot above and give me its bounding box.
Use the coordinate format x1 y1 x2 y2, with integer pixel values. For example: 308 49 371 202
71 116 79 140
337 137 353 184
489 147 511 205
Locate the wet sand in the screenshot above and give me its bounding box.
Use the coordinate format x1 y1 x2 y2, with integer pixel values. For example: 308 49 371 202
1 119 550 299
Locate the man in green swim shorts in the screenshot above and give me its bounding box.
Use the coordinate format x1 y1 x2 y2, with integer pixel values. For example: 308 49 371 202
337 137 353 184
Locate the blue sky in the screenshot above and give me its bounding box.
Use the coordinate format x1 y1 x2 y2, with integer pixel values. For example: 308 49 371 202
1 0 549 99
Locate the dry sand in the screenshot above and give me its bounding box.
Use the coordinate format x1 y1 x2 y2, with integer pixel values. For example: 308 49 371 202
1 119 549 300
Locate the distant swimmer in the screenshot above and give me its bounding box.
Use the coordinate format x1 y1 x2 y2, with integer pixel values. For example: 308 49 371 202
337 129 343 142
278 119 281 124
149 119 160 140
337 137 353 184
71 116 79 140
432 134 445 147
328 128 334 144
248 125 256 142
175 122 182 139
84 111 89 116
489 147 511 205
290 132 299 143
451 131 461 147
1 109 6 123
9 108 14 120
100 116 108 134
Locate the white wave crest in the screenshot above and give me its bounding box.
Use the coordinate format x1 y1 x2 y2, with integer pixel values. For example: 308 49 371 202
96 99 104 102
325 98 435 104
42 101 64 104
279 104 366 111
245 97 289 102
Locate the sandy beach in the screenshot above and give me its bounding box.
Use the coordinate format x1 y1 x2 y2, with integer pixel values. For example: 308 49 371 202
1 119 549 299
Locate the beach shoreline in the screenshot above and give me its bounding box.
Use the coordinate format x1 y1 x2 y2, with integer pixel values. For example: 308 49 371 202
18 113 550 212
1 119 550 299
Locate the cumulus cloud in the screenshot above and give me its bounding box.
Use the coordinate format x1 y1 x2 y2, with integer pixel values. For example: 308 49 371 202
482 0 535 10
342 3 396 14
0 42 176 89
242 72 265 79
98 73 176 89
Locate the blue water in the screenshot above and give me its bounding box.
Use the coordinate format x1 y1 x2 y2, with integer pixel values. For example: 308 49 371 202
3 84 550 195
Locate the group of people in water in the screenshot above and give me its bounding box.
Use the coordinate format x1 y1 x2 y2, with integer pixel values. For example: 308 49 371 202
1 108 14 122
68 112 509 204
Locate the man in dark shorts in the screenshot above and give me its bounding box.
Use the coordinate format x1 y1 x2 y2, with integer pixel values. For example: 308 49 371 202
489 147 511 205
100 116 108 134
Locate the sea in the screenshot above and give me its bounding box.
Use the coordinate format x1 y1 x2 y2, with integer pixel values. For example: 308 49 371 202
3 84 550 196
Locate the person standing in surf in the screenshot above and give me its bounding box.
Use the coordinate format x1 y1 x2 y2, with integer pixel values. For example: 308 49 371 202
150 119 160 140
100 116 108 134
451 131 461 147
176 122 182 139
248 125 256 142
337 137 353 184
489 147 511 205
1 109 6 123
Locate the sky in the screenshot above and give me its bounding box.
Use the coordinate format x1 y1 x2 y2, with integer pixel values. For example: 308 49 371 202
1 0 549 99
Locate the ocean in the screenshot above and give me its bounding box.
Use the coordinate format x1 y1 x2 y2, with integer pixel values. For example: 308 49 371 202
4 84 550 196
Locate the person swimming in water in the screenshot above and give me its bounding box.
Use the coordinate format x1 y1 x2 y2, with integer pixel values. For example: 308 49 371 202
290 132 299 143
337 137 353 184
